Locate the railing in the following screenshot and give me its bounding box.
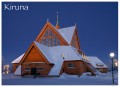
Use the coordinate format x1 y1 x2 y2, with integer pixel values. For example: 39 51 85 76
85 63 98 75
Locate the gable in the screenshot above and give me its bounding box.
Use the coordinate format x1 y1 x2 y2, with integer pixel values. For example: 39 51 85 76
23 46 46 63
38 27 61 46
35 22 68 46
70 29 80 50
19 42 50 65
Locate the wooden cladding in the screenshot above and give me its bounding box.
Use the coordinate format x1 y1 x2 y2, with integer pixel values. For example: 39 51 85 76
12 63 19 72
71 29 80 50
62 61 86 75
24 47 46 63
22 62 52 76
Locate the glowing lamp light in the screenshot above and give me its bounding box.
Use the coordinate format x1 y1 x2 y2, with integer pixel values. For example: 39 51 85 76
2 64 10 74
6 71 9 74
115 62 118 66
62 53 65 59
62 53 64 58
110 52 115 58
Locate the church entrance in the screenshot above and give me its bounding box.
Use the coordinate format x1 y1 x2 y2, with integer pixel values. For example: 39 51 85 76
31 68 37 75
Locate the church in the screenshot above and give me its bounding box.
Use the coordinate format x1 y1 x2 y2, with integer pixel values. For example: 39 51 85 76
12 14 107 76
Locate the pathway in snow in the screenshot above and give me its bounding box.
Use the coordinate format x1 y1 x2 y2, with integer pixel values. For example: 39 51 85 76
2 71 118 85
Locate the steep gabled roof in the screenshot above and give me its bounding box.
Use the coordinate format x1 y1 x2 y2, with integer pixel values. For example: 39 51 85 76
33 42 83 75
34 41 82 61
35 22 69 45
87 56 107 68
12 53 25 63
35 21 77 45
50 23 76 44
19 42 51 65
57 26 76 44
12 42 82 75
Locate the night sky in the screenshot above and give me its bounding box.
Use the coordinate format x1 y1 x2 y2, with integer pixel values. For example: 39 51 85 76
2 2 118 65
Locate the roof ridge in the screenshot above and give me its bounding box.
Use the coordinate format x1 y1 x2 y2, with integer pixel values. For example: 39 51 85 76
59 25 76 30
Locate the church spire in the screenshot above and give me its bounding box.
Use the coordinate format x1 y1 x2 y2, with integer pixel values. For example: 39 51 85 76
56 11 60 29
47 18 49 23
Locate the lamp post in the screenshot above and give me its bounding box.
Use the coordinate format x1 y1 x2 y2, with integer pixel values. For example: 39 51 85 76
110 52 115 84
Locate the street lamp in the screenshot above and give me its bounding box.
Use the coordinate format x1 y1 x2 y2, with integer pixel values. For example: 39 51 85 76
110 52 115 84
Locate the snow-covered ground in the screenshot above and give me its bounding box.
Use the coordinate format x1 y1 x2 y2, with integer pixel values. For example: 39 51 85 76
2 71 118 85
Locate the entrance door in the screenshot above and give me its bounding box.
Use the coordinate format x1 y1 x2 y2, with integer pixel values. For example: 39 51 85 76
31 68 37 75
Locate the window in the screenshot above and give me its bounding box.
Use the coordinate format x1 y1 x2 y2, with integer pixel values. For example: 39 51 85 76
49 30 52 36
54 37 57 46
25 68 30 71
42 40 45 45
57 39 60 45
96 64 104 67
68 64 75 68
37 68 44 71
45 38 49 46
53 37 60 46
49 38 52 46
98 68 103 72
40 30 60 46
45 30 48 36
42 38 46 45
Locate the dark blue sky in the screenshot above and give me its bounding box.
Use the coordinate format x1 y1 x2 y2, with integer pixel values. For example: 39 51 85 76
2 2 118 64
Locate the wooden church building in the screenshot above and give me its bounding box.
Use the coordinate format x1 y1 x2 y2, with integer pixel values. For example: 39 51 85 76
12 15 107 76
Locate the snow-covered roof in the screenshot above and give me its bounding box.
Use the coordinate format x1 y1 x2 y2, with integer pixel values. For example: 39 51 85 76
14 65 21 75
34 41 82 61
12 53 25 63
34 42 82 75
34 42 54 63
12 42 82 75
57 26 76 44
87 56 107 68
50 23 76 44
